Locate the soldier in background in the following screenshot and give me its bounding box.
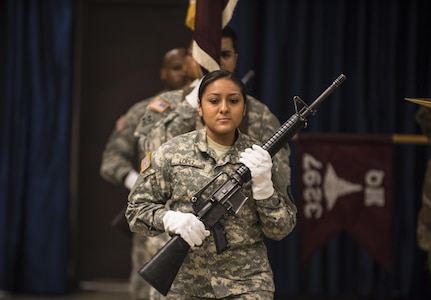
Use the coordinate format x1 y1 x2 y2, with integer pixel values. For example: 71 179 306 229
416 105 431 282
100 46 191 300
100 47 190 189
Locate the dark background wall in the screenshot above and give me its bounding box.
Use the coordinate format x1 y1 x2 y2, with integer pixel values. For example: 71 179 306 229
73 0 191 280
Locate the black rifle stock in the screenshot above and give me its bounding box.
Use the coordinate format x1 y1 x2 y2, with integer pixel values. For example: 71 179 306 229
138 74 347 296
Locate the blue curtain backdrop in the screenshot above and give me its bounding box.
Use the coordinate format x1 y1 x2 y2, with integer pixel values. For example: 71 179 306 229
0 0 74 294
229 0 431 299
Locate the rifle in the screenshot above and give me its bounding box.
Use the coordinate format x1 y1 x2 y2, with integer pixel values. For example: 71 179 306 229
138 74 347 296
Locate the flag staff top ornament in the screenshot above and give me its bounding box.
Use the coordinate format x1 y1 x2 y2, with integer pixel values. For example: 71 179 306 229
185 0 239 73
405 98 431 108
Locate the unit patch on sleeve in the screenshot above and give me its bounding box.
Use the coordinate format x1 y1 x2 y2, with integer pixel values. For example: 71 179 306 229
140 152 151 173
148 98 170 113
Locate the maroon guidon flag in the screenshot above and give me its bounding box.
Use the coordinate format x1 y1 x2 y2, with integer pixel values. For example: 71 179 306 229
185 0 238 72
297 133 393 270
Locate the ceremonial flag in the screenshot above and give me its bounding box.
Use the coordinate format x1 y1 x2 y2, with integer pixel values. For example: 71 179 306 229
297 133 393 270
185 0 238 72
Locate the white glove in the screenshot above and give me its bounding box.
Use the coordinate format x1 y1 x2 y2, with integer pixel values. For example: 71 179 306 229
239 144 274 200
124 170 139 190
162 211 210 247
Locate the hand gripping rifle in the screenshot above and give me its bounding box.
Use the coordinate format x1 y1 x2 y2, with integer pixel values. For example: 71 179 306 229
138 74 347 296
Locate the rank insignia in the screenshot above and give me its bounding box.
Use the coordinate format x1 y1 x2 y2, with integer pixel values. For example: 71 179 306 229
148 98 170 113
140 152 151 173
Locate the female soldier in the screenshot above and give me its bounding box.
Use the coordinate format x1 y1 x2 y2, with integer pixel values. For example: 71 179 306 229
126 69 297 299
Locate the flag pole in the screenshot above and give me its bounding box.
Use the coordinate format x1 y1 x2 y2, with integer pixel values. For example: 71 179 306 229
292 134 428 144
391 134 428 144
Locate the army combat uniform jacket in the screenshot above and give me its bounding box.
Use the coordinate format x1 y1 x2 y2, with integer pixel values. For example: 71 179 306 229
127 129 297 298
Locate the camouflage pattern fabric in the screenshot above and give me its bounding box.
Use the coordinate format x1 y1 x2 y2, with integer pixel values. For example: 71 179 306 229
100 90 188 300
127 129 297 298
100 97 151 185
164 290 273 300
416 107 431 272
100 89 184 186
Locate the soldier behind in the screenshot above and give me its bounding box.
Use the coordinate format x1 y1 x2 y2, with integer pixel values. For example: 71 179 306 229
100 47 191 300
100 47 190 188
416 106 431 286
126 70 297 299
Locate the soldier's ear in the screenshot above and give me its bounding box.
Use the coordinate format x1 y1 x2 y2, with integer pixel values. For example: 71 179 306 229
198 100 203 117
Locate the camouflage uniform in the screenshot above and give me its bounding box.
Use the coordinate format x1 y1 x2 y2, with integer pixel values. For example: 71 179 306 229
101 98 150 185
126 129 297 299
416 106 431 272
100 90 190 300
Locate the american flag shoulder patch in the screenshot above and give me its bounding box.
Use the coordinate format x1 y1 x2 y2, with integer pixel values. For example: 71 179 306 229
148 98 170 113
140 152 151 173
